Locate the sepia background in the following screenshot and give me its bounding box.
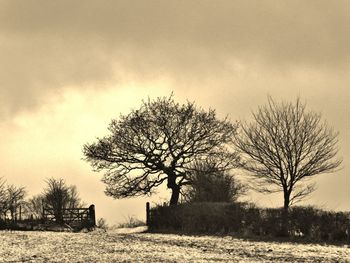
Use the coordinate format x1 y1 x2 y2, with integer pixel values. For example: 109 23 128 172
0 0 349 225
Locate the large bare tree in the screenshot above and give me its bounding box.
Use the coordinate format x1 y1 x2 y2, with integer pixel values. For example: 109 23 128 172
234 98 342 214
83 95 238 205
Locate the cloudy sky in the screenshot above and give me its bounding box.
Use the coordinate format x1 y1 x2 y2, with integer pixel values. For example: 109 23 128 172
1 0 350 225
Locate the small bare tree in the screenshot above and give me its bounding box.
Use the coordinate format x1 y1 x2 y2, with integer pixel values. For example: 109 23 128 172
0 179 26 222
4 185 26 221
234 98 342 233
43 178 82 223
84 95 238 205
27 194 44 219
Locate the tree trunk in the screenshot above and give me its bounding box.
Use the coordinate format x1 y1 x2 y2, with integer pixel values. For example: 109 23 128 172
55 209 64 224
10 208 14 223
167 172 180 206
169 184 180 206
280 191 290 236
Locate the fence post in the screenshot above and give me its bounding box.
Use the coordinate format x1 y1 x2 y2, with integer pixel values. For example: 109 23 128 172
146 202 150 226
89 205 96 226
42 200 45 222
30 214 34 230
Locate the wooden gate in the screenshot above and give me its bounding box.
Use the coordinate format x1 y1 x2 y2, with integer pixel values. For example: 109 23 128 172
43 204 96 228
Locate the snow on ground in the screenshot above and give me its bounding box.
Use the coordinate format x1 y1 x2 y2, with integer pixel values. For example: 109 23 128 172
0 228 348 262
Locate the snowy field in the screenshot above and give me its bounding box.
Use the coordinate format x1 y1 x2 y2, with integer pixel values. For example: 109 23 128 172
0 228 349 262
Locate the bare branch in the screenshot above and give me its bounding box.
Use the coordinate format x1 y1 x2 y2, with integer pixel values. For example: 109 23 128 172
235 97 341 209
289 183 316 206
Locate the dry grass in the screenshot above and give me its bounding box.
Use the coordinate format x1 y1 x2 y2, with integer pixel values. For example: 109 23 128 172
116 215 145 229
0 228 348 262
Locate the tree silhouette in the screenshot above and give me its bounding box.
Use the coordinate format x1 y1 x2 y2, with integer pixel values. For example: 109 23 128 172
84 95 238 205
0 178 26 221
27 194 44 219
234 97 342 234
43 178 82 223
5 184 26 221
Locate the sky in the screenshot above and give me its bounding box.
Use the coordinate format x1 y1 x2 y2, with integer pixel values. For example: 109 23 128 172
1 0 350 225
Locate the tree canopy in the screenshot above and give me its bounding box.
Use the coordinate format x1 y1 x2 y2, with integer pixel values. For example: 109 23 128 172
84 95 238 205
234 98 342 210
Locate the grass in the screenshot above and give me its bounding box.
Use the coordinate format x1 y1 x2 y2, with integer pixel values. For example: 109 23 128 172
0 229 348 262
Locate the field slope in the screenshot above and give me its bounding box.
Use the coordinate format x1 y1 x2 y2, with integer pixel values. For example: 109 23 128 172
0 228 348 262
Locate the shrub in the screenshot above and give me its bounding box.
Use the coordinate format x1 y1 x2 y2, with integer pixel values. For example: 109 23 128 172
97 218 109 230
149 202 247 234
182 162 246 203
148 203 350 243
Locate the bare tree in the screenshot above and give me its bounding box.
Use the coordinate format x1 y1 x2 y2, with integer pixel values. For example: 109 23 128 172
43 178 82 223
234 97 342 233
4 185 26 221
0 179 26 222
182 161 246 203
0 178 6 218
84 95 238 205
27 194 44 219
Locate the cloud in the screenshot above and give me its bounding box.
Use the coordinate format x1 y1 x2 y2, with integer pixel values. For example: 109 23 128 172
1 0 350 118
0 0 349 223
0 85 171 223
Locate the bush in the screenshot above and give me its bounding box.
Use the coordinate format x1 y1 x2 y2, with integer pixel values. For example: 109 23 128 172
182 162 246 203
148 203 350 243
149 202 247 234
